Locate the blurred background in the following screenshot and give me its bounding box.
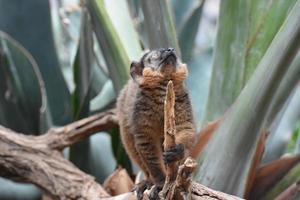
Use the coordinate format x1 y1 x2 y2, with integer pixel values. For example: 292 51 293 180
0 0 299 199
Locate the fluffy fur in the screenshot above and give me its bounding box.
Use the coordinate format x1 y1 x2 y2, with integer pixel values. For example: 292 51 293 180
117 49 195 189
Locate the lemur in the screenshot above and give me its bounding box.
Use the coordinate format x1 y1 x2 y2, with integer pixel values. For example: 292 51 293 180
117 48 195 199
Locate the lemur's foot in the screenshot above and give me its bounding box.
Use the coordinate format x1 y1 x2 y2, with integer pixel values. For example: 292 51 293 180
163 143 184 163
149 185 162 200
133 180 153 200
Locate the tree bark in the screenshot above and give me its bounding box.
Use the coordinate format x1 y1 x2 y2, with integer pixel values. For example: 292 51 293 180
160 81 178 199
0 109 117 199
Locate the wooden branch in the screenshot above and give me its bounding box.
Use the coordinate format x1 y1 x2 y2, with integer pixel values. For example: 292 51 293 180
41 109 118 150
191 182 243 200
111 182 243 200
0 109 118 199
174 157 197 199
160 81 178 199
0 106 243 200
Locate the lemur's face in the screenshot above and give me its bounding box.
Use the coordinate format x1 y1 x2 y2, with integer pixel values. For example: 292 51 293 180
130 48 187 87
141 48 178 73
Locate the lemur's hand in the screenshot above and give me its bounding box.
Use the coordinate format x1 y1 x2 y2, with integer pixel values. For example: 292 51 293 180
163 143 184 164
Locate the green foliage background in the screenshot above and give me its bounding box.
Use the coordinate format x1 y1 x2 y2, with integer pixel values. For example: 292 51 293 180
0 0 300 199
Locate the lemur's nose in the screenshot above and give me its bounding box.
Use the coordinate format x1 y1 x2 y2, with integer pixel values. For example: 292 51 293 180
167 48 174 52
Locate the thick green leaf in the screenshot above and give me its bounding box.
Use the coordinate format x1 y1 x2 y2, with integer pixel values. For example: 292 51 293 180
90 80 116 113
125 0 148 49
50 0 81 92
0 0 72 125
264 50 300 128
263 86 300 163
171 0 195 27
178 0 204 62
50 1 81 58
87 0 130 94
295 121 300 153
72 9 93 120
69 9 94 173
104 0 142 60
186 49 213 127
195 1 300 196
0 0 71 125
261 50 300 162
140 0 180 53
289 122 300 153
71 9 111 115
90 64 109 99
110 127 132 175
0 31 51 134
203 0 297 122
126 0 141 19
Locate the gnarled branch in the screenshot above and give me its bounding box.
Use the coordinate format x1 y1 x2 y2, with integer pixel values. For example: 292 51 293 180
0 107 243 200
0 109 118 199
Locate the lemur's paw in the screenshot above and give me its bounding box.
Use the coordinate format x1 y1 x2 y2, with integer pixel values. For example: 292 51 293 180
149 185 162 200
133 180 153 200
163 143 184 163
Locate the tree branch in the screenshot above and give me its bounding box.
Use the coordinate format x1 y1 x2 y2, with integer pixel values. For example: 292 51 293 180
0 107 243 200
0 109 118 199
42 108 118 150
160 81 178 199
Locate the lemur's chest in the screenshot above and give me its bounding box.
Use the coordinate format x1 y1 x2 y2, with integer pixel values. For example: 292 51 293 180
133 86 189 128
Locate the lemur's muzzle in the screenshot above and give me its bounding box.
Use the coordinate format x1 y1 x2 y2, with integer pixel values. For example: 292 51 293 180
160 48 177 66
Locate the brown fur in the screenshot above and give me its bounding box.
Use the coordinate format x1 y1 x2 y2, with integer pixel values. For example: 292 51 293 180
117 51 195 187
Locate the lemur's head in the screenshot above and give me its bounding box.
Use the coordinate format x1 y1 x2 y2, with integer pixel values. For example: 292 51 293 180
130 48 188 87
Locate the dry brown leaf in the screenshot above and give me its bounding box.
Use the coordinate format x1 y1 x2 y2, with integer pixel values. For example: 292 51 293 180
190 119 220 158
249 154 300 199
103 167 134 196
244 129 269 198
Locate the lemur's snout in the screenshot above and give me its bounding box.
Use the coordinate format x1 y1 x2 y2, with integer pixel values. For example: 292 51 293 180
161 48 177 66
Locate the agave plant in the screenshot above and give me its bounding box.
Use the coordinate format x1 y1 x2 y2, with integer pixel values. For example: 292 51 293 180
0 0 300 199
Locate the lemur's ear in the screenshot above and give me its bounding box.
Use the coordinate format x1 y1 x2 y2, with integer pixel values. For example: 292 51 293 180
130 61 143 82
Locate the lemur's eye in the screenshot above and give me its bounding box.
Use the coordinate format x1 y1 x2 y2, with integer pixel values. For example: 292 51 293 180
152 52 160 59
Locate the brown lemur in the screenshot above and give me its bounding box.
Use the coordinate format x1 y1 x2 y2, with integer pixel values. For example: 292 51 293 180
117 48 195 198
